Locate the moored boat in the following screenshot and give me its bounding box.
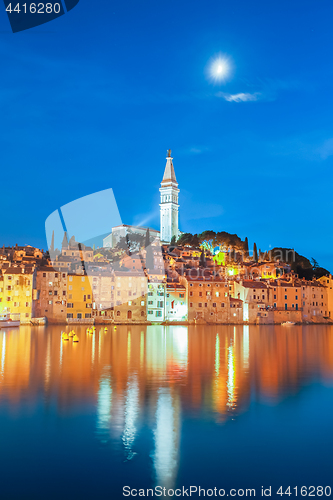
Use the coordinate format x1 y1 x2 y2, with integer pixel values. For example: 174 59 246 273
0 313 20 328
281 321 296 326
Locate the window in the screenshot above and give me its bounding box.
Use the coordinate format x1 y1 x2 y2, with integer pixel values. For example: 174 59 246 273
295 295 298 300
77 313 82 319
49 300 53 305
85 314 91 318
198 303 202 308
43 273 46 278
156 310 162 317
54 291 58 296
69 285 72 290
148 300 153 305
199 291 202 297
63 291 66 296
67 313 73 319
274 303 277 308
215 292 219 297
69 276 73 282
274 295 276 300
67 303 73 308
141 311 145 317
253 295 256 299
86 304 92 308
128 301 132 306
213 303 216 307
81 287 84 291
49 282 53 286
141 301 145 306
221 303 225 307
190 302 193 307
148 310 153 315
204 303 208 307
285 295 287 300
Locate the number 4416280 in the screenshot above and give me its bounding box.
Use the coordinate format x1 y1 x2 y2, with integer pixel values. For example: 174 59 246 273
6 3 61 14
277 486 332 496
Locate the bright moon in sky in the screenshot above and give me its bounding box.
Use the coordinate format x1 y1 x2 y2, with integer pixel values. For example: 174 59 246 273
207 55 231 84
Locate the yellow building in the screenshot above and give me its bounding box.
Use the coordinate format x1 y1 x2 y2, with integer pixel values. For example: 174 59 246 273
66 274 93 322
318 275 333 319
0 267 37 323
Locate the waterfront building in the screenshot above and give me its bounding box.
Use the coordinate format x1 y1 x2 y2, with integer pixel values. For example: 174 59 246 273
113 271 147 323
318 275 333 318
180 273 242 324
35 267 67 323
66 274 93 321
165 283 188 322
0 267 37 323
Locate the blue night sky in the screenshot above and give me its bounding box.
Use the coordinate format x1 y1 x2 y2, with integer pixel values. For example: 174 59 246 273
1 0 333 270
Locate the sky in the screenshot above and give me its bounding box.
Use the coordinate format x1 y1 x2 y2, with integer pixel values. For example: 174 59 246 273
1 0 333 270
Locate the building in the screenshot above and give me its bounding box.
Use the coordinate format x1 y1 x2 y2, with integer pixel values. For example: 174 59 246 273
0 267 37 323
318 275 333 318
180 273 242 324
35 267 67 323
159 150 180 243
66 274 93 322
103 225 160 249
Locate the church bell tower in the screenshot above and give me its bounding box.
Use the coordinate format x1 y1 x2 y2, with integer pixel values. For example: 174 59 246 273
160 150 179 243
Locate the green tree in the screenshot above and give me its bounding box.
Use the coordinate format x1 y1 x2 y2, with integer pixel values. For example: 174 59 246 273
253 242 258 262
244 236 249 257
199 248 206 268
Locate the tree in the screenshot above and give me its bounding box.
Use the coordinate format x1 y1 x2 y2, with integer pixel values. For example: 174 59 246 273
199 248 206 268
145 228 150 248
253 242 258 262
145 244 154 271
50 230 55 253
311 258 319 269
177 233 193 246
244 236 249 257
170 235 176 245
62 231 69 249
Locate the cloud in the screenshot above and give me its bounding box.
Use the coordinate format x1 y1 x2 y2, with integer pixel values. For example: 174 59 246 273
217 91 261 103
317 138 333 160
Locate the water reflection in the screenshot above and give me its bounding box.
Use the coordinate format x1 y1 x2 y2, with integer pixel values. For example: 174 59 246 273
1 324 333 489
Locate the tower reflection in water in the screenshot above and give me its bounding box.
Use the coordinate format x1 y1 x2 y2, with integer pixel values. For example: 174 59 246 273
1 324 333 488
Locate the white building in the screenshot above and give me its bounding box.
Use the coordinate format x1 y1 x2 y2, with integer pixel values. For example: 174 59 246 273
159 150 180 243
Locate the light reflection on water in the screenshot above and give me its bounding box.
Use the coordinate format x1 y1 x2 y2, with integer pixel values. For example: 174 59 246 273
1 324 333 498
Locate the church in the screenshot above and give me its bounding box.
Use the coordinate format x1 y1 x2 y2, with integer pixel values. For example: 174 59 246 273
103 150 180 247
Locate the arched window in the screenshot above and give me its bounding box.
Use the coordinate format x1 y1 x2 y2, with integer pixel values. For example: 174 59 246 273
141 311 144 317
127 310 132 320
116 310 121 317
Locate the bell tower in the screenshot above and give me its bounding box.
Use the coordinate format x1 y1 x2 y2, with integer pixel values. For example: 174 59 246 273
159 150 179 243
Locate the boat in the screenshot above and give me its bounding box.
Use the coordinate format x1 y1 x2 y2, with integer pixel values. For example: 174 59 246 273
281 321 296 326
0 313 20 328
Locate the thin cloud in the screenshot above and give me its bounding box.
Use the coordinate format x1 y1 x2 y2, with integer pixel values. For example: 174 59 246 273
317 138 333 160
217 91 261 102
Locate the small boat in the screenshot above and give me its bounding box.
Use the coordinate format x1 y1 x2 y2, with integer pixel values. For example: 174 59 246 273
0 313 20 328
281 321 296 326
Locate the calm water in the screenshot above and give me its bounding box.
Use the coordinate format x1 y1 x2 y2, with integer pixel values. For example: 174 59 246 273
0 325 333 499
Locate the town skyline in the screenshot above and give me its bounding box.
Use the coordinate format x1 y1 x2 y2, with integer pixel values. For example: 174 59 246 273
1 0 333 271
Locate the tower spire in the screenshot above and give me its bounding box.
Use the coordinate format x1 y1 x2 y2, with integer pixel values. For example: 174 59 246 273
159 150 179 243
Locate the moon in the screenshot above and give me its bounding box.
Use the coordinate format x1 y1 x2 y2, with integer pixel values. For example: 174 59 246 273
207 55 231 84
